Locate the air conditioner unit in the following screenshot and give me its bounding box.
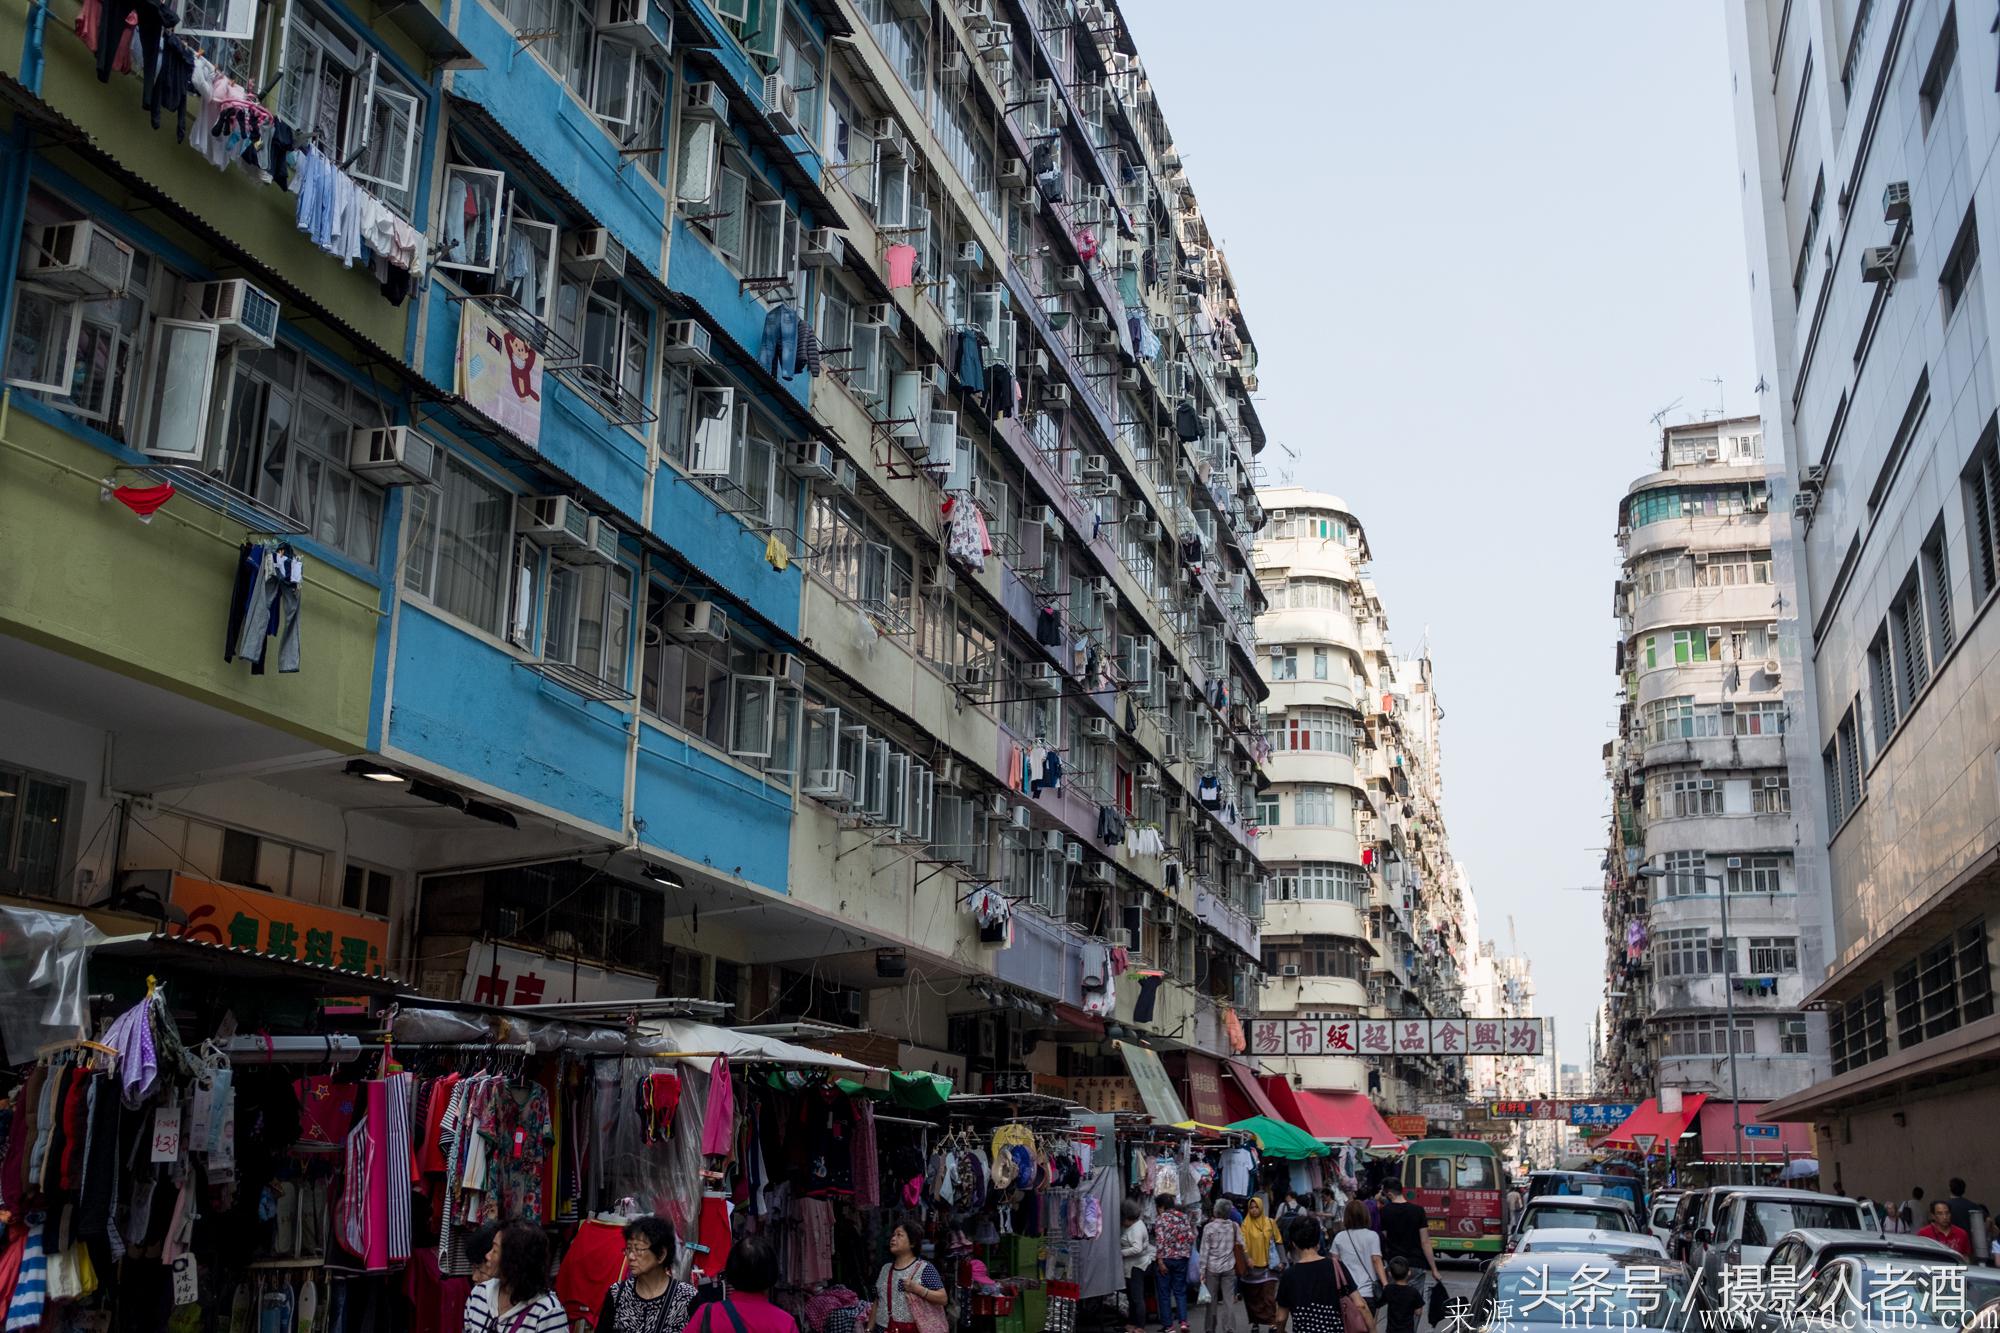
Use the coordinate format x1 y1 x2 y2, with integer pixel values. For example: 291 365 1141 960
1117 927 1140 950
1057 264 1086 291
1010 804 1033 830
1091 576 1115 601
676 600 730 642
953 241 984 270
1065 839 1084 865
858 302 893 327
1026 504 1056 530
1280 964 1301 978
660 319 713 364
760 652 807 688
988 793 1014 818
1763 775 1783 788
1699 778 1716 790
194 279 280 347
1119 366 1141 390
520 496 593 548
1042 829 1066 853
1084 306 1111 332
1882 180 1911 223
1026 662 1060 694
1233 758 1253 776
579 516 622 565
1162 735 1182 761
798 228 845 269
1081 455 1110 483
836 459 859 492
1726 856 1744 870
347 426 439 487
960 0 992 27
998 158 1029 188
1089 861 1114 883
23 221 133 297
980 34 1011 65
1705 625 1724 639
1860 245 1900 283
954 662 988 690
1138 762 1160 787
761 72 802 137
1801 464 1828 489
872 119 910 160
1142 521 1163 543
1763 658 1782 677
563 228 628 276
786 440 838 481
683 80 728 123
803 767 857 806
941 50 970 89
595 0 669 51
1085 716 1114 740
1040 383 1072 409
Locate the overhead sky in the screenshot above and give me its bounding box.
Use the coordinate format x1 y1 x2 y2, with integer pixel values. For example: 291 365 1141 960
1123 2 1758 1072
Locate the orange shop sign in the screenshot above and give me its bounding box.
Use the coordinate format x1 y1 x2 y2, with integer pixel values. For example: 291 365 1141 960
1385 1114 1429 1139
167 874 390 976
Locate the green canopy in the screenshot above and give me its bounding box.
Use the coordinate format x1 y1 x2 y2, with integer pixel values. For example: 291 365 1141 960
1225 1115 1331 1160
835 1070 954 1110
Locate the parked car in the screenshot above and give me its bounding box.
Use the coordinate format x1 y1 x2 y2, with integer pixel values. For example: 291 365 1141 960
1514 1227 1670 1259
1650 1194 1683 1247
1510 1195 1641 1251
1670 1187 1724 1267
1697 1190 1865 1300
1760 1228 1964 1283
1464 1251 1703 1332
1527 1169 1648 1214
1750 1255 2000 1332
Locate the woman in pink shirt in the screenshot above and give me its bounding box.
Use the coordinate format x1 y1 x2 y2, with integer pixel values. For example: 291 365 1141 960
688 1236 801 1333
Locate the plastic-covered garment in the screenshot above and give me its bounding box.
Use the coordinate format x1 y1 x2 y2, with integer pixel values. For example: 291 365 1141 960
0 907 104 1062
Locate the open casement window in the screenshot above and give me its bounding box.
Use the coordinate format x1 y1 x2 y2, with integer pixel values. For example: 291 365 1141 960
860 735 891 822
676 117 720 205
902 762 933 843
275 3 421 212
713 0 748 20
766 687 802 777
173 0 255 40
860 541 891 611
353 56 420 196
140 319 222 460
436 166 507 274
875 151 910 230
507 538 537 649
688 387 736 476
711 167 749 264
801 704 851 800
590 36 638 126
945 435 974 494
884 752 908 832
729 675 777 758
5 286 83 395
502 205 559 327
737 0 782 59
971 284 1005 352
846 324 881 400
747 199 799 282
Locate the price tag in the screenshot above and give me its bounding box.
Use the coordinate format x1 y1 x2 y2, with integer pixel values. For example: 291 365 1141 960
151 1105 182 1163
170 1254 200 1306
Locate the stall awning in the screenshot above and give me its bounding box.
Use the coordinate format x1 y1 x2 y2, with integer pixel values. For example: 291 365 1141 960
1224 1115 1329 1160
1600 1094 1708 1153
1119 1041 1189 1125
641 1019 877 1072
1221 1061 1285 1123
1261 1079 1405 1149
1693 1103 1814 1160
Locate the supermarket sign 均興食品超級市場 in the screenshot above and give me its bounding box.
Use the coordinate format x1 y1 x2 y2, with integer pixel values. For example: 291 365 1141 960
1248 1017 1543 1058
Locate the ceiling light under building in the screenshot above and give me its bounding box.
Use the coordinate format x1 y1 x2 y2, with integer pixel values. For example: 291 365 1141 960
343 759 404 783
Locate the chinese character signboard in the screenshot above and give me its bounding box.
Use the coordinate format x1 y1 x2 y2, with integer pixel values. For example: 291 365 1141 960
462 942 659 1008
1420 1102 1465 1123
1069 1075 1143 1115
1489 1100 1572 1121
1385 1114 1428 1139
1568 1102 1638 1129
169 873 389 976
1250 1017 1542 1056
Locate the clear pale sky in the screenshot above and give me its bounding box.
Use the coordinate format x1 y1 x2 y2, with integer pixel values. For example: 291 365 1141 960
1123 2 1758 1074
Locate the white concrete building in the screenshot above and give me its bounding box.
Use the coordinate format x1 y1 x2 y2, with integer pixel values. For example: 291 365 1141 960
1251 489 1469 1114
1610 418 1815 1107
1728 0 2000 1195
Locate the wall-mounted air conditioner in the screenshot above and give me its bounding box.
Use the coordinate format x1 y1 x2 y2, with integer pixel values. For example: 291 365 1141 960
675 600 729 642
348 426 439 487
23 221 133 297
195 279 280 347
684 80 728 123
520 496 593 548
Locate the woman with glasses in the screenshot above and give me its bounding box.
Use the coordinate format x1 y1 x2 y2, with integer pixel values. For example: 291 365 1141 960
598 1217 699 1333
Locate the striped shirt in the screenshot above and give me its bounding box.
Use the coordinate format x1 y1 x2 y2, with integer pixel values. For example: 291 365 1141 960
463 1281 571 1333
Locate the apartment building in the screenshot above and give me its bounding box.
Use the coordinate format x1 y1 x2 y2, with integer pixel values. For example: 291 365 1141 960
1464 937 1555 1168
1250 489 1471 1116
1605 419 1816 1125
1726 0 2000 1191
0 0 1270 1092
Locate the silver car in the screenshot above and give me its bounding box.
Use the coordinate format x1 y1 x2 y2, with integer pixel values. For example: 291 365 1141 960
1464 1252 1703 1332
1751 1255 2000 1332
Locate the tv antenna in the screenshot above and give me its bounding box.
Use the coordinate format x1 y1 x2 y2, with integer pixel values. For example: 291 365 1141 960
1701 375 1726 419
1276 441 1297 485
1648 397 1683 432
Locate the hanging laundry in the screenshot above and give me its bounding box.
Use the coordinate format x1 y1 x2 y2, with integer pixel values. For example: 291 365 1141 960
885 243 918 290
105 482 175 520
759 304 804 381
1036 606 1064 646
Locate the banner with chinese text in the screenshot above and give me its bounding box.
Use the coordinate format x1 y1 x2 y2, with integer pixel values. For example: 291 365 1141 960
1248 1017 1543 1058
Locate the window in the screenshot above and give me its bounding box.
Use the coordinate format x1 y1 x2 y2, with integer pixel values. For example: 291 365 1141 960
1313 648 1330 681
1268 648 1297 681
404 454 514 636
1753 774 1791 813
1626 482 1767 526
1940 205 1980 320
1656 926 1725 978
1962 417 2000 604
637 588 801 779
1918 6 1958 133
1726 855 1787 895
1656 850 1709 897
1278 708 1358 757
1828 983 1889 1073
1748 937 1800 974
1263 935 1365 982
543 560 633 687
276 2 424 218
220 345 388 564
1275 862 1369 906
341 862 394 917
1648 768 1721 818
1793 172 1824 304
1659 1016 1756 1056
1254 796 1280 828
1731 699 1788 736
1892 917 1992 1047
0 761 75 897
1781 1017 1810 1054
1292 787 1347 828
1693 550 1773 587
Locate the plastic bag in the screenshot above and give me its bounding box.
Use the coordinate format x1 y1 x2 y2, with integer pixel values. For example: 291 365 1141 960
1197 1282 1213 1305
0 904 105 1061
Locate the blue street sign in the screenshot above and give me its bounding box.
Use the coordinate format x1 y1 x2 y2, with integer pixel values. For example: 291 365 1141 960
1743 1124 1780 1139
1569 1102 1637 1127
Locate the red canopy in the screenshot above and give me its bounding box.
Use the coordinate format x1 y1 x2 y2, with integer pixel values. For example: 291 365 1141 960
1261 1079 1404 1148
1222 1061 1285 1122
1693 1103 1815 1160
1601 1094 1708 1153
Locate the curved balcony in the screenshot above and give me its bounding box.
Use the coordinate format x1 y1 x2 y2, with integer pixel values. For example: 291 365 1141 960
1259 825 1363 866
1655 1052 1807 1103
1628 584 1780 639
1257 607 1363 653
1639 811 1793 855
1624 511 1771 562
1253 537 1363 584
1263 973 1371 1011
1645 890 1800 933
1649 971 1808 1015
1265 749 1361 791
1265 677 1362 713
1637 731 1789 773
1290 1055 1371 1095
1631 659 1786 708
1261 897 1369 943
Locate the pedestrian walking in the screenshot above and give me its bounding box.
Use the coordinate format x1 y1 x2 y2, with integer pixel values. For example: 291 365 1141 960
1199 1200 1244 1333
1275 1217 1358 1333
1239 1197 1283 1332
1901 1186 1927 1234
1154 1196 1197 1333
1123 1199 1157 1333
1375 1184 1441 1311
1330 1201 1385 1303
1919 1201 1973 1259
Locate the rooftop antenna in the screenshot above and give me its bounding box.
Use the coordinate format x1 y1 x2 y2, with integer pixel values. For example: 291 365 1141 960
1701 375 1726 420
1276 441 1297 486
1648 398 1683 432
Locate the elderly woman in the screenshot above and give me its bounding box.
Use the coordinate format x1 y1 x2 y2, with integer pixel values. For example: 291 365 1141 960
598 1216 697 1333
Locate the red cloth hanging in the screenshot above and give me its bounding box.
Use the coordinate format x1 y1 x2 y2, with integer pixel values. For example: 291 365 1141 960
107 482 176 519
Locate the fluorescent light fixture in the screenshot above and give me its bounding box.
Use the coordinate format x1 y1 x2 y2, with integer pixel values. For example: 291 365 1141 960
343 760 404 783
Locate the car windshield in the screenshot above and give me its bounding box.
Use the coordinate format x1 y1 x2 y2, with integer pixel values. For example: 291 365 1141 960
1519 1239 1648 1255
1528 1207 1631 1231
1741 1200 1860 1247
1484 1263 1691 1328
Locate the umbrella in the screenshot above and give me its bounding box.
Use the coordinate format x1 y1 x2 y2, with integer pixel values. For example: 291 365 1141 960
1224 1115 1331 1160
1776 1158 1820 1181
